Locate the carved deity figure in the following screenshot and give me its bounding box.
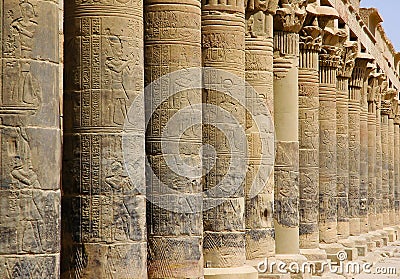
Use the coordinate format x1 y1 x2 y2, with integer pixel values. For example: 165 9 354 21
2 125 43 253
8 0 41 107
105 35 135 125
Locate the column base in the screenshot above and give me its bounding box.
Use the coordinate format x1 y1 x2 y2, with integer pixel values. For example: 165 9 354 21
349 218 361 236
300 248 327 276
368 231 384 248
383 227 397 242
348 236 368 257
319 243 344 264
376 230 389 246
205 266 258 279
337 239 358 260
360 233 377 252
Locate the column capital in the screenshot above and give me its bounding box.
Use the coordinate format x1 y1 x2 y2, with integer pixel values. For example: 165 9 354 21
246 0 279 15
337 41 358 79
299 18 322 51
349 53 375 88
319 28 346 68
273 0 308 33
395 103 400 125
381 88 396 116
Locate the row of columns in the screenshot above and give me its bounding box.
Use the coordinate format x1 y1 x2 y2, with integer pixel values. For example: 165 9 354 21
2 0 400 278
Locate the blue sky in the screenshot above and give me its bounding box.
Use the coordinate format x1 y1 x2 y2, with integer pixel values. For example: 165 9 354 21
361 0 400 51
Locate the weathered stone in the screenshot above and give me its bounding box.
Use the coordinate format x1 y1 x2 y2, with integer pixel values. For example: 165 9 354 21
62 0 146 277
0 0 62 277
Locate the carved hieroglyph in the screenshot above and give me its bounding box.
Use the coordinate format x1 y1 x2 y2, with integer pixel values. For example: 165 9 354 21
202 0 247 269
318 28 345 244
0 0 61 278
245 1 276 263
298 19 321 249
273 0 307 254
144 0 203 277
62 1 147 278
336 41 357 239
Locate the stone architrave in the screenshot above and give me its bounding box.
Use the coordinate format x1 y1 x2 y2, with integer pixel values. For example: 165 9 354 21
348 56 371 236
202 0 250 275
395 103 400 225
245 0 278 264
273 0 307 255
144 0 203 278
360 60 374 234
62 1 147 277
0 1 62 277
336 41 357 239
318 27 346 244
297 18 322 249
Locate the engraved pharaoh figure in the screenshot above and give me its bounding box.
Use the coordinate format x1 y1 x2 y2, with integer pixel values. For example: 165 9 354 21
9 0 41 107
105 35 135 125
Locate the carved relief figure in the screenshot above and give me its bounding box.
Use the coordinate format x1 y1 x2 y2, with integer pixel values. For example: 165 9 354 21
105 35 135 125
6 0 41 108
1 123 43 253
105 160 133 193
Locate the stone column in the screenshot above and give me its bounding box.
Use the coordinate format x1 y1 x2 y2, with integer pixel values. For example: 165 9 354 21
273 0 307 255
318 27 345 244
202 1 256 278
298 20 321 249
348 57 369 236
381 91 391 226
245 1 277 265
336 42 357 239
385 89 397 226
0 0 62 277
367 73 379 231
359 60 374 234
144 0 203 278
62 1 146 277
395 104 400 225
375 77 386 230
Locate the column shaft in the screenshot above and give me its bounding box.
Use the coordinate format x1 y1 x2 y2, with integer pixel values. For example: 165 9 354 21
202 0 247 268
245 8 275 262
318 49 339 243
381 112 390 226
367 77 377 231
62 1 146 277
337 76 350 238
145 0 203 277
298 31 320 248
395 112 400 224
360 78 369 233
348 58 368 236
336 42 357 239
273 30 300 254
376 90 384 229
388 116 395 225
0 0 62 277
